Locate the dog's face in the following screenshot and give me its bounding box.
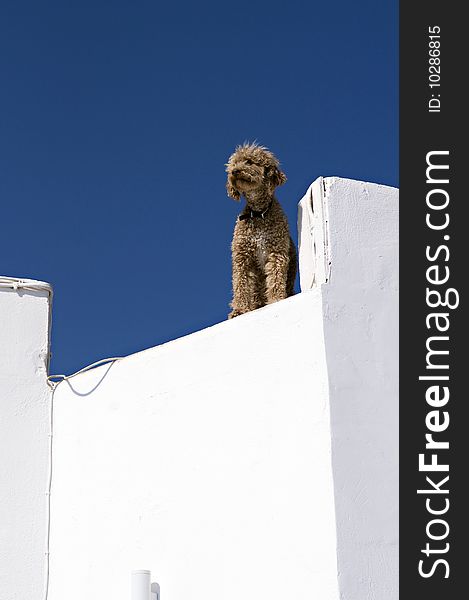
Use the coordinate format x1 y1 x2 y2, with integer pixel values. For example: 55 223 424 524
225 143 286 201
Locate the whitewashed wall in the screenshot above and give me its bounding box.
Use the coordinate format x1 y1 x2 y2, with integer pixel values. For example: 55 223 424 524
299 178 399 600
0 278 52 600
0 177 398 600
48 290 340 600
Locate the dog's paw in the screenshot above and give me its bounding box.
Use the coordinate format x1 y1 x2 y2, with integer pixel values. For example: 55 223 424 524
266 294 287 305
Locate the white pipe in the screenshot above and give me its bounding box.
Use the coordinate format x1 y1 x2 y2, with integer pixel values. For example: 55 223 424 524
131 570 151 600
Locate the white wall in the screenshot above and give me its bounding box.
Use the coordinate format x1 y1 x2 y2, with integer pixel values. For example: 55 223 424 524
0 278 53 600
47 290 340 600
299 177 399 600
324 178 399 600
0 177 399 600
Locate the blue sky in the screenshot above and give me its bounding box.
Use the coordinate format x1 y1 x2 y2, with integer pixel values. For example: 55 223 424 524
0 1 397 374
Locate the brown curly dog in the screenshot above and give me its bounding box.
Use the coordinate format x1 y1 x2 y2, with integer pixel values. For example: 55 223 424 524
225 142 297 319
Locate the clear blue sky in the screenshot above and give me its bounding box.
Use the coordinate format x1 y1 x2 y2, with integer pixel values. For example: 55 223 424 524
1 1 397 375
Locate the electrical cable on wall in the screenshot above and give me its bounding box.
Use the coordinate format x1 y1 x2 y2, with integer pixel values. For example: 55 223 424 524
2 275 126 598
44 355 124 599
0 276 53 294
47 357 124 388
1 276 54 372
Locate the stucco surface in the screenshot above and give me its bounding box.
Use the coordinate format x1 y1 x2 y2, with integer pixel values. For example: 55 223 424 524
0 281 52 600
48 290 340 600
321 178 399 600
0 177 399 600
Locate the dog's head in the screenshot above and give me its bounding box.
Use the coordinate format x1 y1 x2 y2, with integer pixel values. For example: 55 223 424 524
225 142 287 201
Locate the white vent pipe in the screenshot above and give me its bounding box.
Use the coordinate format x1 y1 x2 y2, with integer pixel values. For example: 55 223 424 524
131 570 160 600
131 570 151 600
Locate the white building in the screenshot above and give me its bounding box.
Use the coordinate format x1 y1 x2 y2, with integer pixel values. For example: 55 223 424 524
0 177 398 600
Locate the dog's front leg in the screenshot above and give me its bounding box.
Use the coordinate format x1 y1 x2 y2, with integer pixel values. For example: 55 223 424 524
265 253 289 305
229 251 262 319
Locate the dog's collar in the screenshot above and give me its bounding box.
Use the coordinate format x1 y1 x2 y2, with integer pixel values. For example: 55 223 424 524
238 200 273 221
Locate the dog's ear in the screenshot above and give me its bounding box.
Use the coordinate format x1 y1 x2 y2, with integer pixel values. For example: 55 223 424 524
227 180 241 201
275 168 287 187
268 166 287 188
